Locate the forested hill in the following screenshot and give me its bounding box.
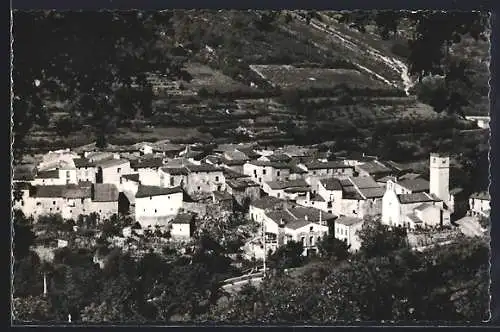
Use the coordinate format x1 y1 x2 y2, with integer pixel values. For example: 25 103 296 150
13 11 490 161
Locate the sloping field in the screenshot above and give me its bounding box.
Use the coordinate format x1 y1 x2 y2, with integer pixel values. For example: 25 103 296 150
184 62 249 94
250 64 383 90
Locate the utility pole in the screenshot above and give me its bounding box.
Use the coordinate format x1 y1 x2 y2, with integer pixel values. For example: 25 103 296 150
43 272 48 297
262 221 266 277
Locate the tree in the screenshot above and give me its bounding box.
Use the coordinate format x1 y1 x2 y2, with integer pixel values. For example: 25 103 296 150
13 296 56 323
356 218 408 258
13 11 184 161
13 210 36 261
317 235 350 261
267 240 305 271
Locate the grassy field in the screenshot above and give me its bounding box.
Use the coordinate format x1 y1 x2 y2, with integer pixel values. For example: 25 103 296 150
250 65 384 91
183 62 250 94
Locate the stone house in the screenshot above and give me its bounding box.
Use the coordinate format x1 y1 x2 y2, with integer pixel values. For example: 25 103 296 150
334 216 364 252
469 191 490 217
135 185 184 228
226 177 261 208
96 159 132 187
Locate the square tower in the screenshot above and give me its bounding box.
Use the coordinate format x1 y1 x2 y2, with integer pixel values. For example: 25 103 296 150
429 153 450 205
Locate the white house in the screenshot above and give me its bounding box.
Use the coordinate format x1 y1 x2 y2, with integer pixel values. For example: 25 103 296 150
243 160 291 186
334 216 364 252
135 185 184 227
96 159 132 187
382 180 450 229
299 160 354 193
89 183 119 219
262 179 310 200
465 115 490 129
469 191 490 217
130 157 165 186
282 219 329 256
170 212 195 239
73 158 98 183
184 163 226 194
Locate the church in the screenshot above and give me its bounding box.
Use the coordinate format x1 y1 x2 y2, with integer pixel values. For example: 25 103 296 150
381 153 453 229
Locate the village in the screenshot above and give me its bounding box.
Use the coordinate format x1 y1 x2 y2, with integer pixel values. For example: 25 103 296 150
13 138 489 267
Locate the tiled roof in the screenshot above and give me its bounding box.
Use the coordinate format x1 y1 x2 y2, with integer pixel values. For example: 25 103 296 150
130 157 164 169
251 196 286 210
135 185 183 198
185 163 222 173
397 178 430 193
349 176 380 189
172 212 195 224
359 187 386 199
320 178 342 191
213 191 233 201
305 160 350 170
266 179 308 190
289 164 307 174
267 153 292 163
160 167 189 176
122 173 140 182
376 175 398 184
288 206 336 222
97 159 129 168
339 178 353 187
73 158 96 168
224 150 249 161
336 216 363 227
266 210 295 224
249 160 291 169
285 219 313 230
223 168 247 179
226 178 259 189
342 186 364 200
470 191 490 200
222 158 247 166
398 172 422 181
284 186 310 193
237 148 261 159
356 161 392 174
33 184 91 199
93 183 119 202
36 170 60 179
397 192 436 204
384 160 412 172
63 185 92 199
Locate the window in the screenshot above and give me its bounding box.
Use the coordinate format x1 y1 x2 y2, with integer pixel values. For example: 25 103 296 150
197 186 201 191
310 236 314 246
326 169 330 174
117 168 121 173
53 201 56 205
277 193 281 198
154 209 157 213
215 176 219 182
313 171 317 175
277 171 280 177
263 169 267 175
99 210 102 213
21 201 24 206
50 208 52 212
170 177 175 186
56 207 60 211
70 210 72 213
310 226 313 232
150 196 152 200
36 202 41 206
120 178 123 184
259 178 262 183
254 170 257 175
66 171 71 178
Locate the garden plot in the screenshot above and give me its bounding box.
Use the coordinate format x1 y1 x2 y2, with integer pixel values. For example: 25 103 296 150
250 64 382 91
183 62 249 94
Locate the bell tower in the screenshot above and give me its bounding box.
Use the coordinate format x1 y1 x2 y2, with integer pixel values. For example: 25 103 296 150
429 153 450 205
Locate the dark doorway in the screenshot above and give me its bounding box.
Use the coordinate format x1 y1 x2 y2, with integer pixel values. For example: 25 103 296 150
96 167 103 183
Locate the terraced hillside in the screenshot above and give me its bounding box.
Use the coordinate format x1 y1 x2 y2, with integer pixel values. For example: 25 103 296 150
18 10 489 162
